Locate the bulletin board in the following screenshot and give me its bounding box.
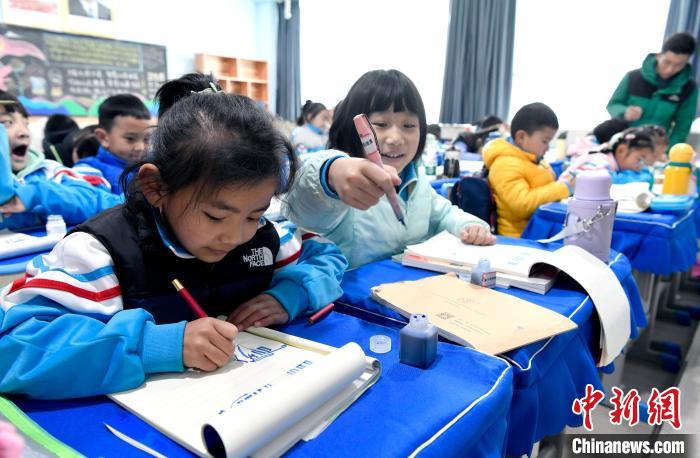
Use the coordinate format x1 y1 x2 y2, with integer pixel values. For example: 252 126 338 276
0 24 166 116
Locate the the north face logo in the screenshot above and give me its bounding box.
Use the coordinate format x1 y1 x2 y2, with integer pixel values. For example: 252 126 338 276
242 247 274 267
668 94 680 102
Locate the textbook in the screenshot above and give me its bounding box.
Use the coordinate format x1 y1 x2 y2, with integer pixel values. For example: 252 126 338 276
397 237 630 366
402 231 558 294
109 327 381 458
371 274 577 354
0 229 63 260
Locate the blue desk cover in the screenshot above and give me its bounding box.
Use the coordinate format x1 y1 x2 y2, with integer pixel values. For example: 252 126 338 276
12 313 513 458
521 202 698 275
336 237 645 456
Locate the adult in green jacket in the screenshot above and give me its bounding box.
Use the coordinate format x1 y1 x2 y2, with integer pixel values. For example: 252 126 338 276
607 32 698 146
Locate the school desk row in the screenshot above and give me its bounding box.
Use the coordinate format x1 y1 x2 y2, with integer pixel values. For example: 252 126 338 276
7 236 645 457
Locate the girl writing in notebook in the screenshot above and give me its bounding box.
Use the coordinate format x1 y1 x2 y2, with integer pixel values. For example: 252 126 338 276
0 79 347 399
282 69 495 268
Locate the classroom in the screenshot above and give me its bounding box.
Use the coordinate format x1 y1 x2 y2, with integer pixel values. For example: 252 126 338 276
0 0 698 457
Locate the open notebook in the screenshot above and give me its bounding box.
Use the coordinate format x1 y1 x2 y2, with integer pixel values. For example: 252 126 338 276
110 328 381 458
402 231 558 294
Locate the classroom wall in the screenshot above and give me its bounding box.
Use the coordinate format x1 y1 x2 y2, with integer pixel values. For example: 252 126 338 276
1 0 278 112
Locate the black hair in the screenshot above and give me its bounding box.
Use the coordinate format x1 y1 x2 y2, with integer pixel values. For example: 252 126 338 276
510 102 558 136
329 69 427 163
592 118 629 144
155 73 221 118
641 124 668 143
608 127 654 154
479 115 503 129
454 132 482 152
427 124 441 139
70 125 100 161
44 114 78 144
0 90 28 118
98 94 151 131
122 92 296 209
296 100 327 126
662 32 696 55
42 114 79 164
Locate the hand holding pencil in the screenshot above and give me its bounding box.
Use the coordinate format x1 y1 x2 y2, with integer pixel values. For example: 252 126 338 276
172 278 237 371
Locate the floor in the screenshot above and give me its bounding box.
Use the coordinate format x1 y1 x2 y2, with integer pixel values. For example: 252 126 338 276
535 273 700 458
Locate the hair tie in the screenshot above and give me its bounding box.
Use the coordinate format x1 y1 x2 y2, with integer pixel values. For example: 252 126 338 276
190 82 221 95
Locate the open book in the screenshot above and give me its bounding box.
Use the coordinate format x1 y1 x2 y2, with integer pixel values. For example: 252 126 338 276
372 274 577 354
402 231 558 294
0 229 63 260
110 328 381 458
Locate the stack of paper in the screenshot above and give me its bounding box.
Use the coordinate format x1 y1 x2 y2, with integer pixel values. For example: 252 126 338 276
0 230 64 260
402 231 558 294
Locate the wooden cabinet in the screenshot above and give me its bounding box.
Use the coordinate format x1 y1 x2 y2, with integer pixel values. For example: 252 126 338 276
195 54 269 106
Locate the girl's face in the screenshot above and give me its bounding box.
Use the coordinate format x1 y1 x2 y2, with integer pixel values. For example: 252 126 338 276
143 168 277 263
653 140 669 163
368 108 420 174
309 110 330 131
0 107 30 172
615 145 646 172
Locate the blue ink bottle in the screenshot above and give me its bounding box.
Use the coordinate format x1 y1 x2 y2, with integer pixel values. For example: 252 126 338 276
399 313 438 368
470 258 496 288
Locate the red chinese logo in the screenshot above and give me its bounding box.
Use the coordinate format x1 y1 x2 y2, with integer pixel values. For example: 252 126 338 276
572 385 682 430
609 387 641 427
648 387 681 430
571 384 605 431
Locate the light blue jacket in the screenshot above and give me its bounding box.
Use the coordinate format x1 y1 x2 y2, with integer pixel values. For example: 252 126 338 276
282 150 489 268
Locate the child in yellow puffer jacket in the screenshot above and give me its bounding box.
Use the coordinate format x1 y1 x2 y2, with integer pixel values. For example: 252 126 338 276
482 103 572 237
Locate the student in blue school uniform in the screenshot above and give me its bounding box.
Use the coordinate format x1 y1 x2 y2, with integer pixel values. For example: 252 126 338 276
0 91 121 230
0 86 347 399
290 100 331 156
80 94 152 193
282 69 495 268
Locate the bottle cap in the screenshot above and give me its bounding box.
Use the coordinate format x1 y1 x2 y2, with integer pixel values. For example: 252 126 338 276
477 258 491 270
369 335 391 354
45 214 67 236
409 313 429 328
668 143 694 163
573 170 611 201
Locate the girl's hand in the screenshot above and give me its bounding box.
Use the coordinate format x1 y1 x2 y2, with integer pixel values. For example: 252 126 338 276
328 157 402 210
227 294 290 331
460 225 496 246
182 317 237 371
0 196 25 217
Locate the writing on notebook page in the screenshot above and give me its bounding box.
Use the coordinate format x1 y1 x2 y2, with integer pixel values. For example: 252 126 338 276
235 343 287 363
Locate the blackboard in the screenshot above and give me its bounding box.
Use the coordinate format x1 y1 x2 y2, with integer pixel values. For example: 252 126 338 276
0 24 166 116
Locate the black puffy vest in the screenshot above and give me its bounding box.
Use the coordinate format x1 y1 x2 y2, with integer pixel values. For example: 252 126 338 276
72 196 280 324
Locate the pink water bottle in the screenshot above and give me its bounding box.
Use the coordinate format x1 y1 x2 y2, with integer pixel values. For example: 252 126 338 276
564 171 617 262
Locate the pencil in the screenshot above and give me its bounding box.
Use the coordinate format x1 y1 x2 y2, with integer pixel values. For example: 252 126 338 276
171 278 207 318
307 303 335 325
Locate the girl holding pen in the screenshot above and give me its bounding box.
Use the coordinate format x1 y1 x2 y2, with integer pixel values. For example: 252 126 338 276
283 69 496 268
0 75 347 399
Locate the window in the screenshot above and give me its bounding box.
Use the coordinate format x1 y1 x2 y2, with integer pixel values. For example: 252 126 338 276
509 0 670 131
